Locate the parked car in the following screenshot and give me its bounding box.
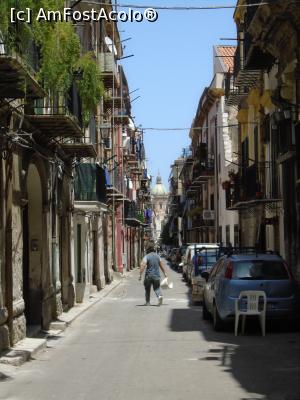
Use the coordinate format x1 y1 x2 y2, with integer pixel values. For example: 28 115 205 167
177 245 187 272
166 248 172 262
182 243 198 280
186 244 219 284
170 248 181 271
202 251 300 331
191 246 219 303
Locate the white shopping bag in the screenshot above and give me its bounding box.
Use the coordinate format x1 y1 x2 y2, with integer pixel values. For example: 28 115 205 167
160 277 173 289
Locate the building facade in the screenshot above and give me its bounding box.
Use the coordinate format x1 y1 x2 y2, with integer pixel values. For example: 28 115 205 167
0 0 151 352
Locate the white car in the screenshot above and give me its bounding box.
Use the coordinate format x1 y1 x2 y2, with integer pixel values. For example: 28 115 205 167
184 244 218 282
190 246 219 303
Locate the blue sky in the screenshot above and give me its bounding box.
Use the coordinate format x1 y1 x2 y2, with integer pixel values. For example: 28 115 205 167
121 0 236 190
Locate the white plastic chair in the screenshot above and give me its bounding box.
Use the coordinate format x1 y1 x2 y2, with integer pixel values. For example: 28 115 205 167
235 291 267 336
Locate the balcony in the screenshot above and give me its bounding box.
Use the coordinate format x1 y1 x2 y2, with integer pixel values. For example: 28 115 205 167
243 31 275 72
61 137 97 159
0 41 45 99
189 216 215 230
226 164 281 210
125 202 144 227
194 143 207 160
192 159 214 182
106 167 126 202
74 163 107 204
26 91 83 138
233 44 261 88
98 52 120 88
225 71 249 107
112 111 130 126
103 88 123 111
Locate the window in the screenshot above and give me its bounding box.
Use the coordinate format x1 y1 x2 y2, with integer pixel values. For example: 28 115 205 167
208 258 224 278
160 203 163 210
232 260 289 280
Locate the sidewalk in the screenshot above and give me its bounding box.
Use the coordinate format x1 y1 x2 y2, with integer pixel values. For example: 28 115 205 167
0 272 127 367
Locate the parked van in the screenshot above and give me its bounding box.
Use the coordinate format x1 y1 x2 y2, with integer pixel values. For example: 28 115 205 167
183 244 219 285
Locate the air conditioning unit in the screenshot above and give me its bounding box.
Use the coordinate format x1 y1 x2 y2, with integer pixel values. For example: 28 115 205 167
203 210 215 220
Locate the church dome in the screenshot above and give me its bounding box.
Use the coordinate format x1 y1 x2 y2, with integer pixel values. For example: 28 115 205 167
152 173 168 196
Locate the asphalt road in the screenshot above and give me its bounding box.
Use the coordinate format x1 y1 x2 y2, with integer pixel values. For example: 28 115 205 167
1 262 300 400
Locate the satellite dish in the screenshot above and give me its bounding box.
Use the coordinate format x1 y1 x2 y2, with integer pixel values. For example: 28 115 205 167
105 37 117 56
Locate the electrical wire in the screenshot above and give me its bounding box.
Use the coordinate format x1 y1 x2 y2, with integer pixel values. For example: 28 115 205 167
140 122 260 131
92 1 274 10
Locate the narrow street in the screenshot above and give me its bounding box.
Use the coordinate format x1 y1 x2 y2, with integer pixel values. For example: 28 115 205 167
1 262 300 400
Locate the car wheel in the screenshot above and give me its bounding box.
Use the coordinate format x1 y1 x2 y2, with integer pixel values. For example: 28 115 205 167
213 302 223 331
202 298 210 320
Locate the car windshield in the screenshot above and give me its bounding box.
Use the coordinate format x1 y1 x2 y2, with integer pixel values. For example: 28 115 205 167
200 251 218 265
233 260 289 280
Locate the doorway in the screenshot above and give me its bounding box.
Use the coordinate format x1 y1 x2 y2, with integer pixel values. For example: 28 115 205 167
22 164 43 329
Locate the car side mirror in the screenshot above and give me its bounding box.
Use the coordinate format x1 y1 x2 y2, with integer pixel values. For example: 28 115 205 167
201 271 210 281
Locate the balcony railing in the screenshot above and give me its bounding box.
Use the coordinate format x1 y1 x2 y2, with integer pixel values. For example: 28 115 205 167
125 202 145 226
26 91 83 137
192 158 214 181
98 52 119 87
60 136 97 158
194 143 207 160
226 163 281 209
0 40 45 99
107 167 124 194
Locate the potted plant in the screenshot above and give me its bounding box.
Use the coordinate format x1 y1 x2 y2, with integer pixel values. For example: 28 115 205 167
222 180 231 190
228 169 238 181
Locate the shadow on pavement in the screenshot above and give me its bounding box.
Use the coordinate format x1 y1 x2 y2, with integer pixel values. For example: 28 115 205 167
0 372 12 381
168 284 300 400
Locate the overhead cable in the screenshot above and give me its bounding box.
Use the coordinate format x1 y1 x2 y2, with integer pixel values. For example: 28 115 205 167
96 2 269 10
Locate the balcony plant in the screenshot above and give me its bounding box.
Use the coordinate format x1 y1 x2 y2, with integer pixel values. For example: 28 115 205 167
228 169 238 181
222 180 231 190
187 206 203 218
75 52 104 125
1 1 103 125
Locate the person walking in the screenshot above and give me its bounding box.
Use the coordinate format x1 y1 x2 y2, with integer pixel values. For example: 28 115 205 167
139 242 168 306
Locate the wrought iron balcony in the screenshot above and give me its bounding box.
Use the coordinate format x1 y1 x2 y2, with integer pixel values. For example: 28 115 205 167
103 88 123 110
26 92 83 138
98 52 120 88
192 158 214 181
194 143 207 160
61 137 97 159
107 167 123 192
112 111 130 126
226 164 281 210
125 201 145 227
0 40 45 99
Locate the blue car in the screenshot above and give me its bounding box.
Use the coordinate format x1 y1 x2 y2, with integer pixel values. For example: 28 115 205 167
202 252 300 331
